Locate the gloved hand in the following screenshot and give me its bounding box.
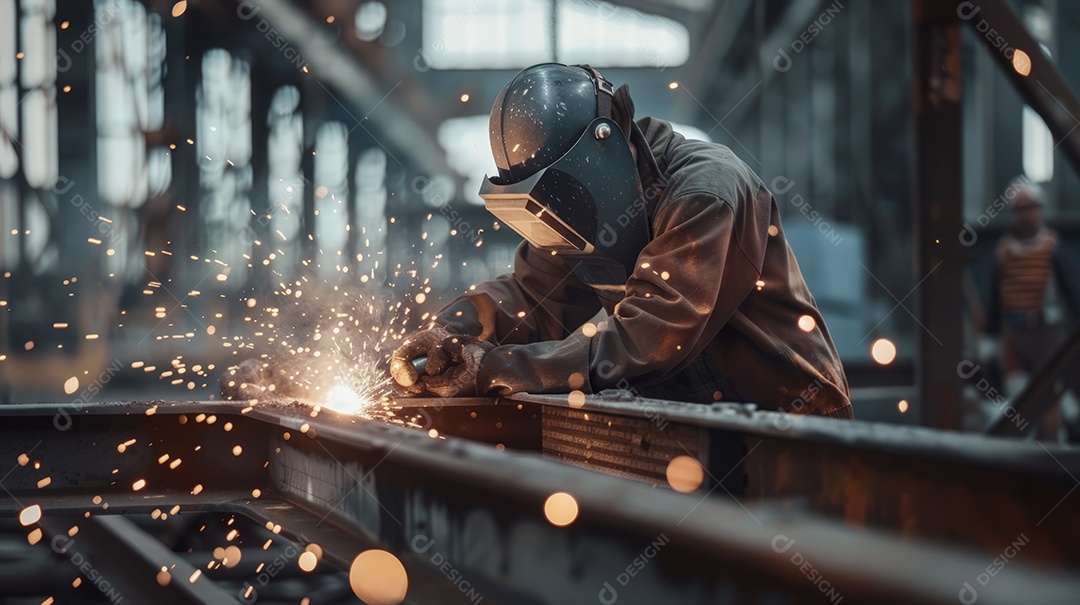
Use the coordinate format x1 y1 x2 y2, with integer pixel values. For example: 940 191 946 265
390 326 493 397
390 326 453 394
421 337 494 397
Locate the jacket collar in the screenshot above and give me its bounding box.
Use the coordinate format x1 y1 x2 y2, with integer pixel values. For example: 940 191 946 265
630 117 672 217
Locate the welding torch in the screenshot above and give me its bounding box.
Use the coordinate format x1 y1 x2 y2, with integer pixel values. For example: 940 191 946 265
390 356 430 388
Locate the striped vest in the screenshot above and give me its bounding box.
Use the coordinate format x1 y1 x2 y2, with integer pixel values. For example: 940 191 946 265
997 229 1056 313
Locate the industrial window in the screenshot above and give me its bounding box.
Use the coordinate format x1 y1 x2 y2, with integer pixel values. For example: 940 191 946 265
436 115 492 205
96 0 168 207
19 0 57 190
92 0 169 275
354 148 387 280
267 85 304 261
556 1 690 68
314 121 349 276
420 0 689 69
0 0 19 268
1022 106 1053 184
0 0 57 270
196 48 252 276
1020 12 1054 185
0 0 16 181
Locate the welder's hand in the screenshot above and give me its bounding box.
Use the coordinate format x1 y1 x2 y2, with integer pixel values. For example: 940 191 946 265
419 338 495 398
219 358 271 401
390 326 455 395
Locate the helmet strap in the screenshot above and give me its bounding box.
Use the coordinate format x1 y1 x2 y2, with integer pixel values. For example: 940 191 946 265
575 64 615 120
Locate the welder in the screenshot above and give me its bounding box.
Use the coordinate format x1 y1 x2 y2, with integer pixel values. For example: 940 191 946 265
391 63 851 418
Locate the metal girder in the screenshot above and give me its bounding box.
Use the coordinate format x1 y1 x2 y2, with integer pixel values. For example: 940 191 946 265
46 515 241 604
513 392 1080 566
953 0 1080 177
2 399 1080 603
986 326 1080 436
233 0 453 178
0 488 469 604
913 0 965 430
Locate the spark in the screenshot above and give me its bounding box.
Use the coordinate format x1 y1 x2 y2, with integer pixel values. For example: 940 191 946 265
323 383 371 414
19 505 41 526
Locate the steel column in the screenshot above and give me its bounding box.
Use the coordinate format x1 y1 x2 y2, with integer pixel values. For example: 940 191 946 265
912 0 965 430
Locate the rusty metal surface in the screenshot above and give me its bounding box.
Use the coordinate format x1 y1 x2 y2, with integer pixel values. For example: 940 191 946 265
510 393 1080 568
541 405 709 484
2 399 1079 603
510 393 1080 478
46 515 242 604
394 397 540 450
260 402 1078 604
913 0 966 430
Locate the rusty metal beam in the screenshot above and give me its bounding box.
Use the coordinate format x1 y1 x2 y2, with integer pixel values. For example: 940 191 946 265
986 325 1080 436
513 392 1080 567
45 515 241 604
1 400 1080 603
954 0 1080 176
913 0 965 430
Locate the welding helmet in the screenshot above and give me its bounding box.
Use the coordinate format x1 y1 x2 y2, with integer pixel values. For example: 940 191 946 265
479 63 650 289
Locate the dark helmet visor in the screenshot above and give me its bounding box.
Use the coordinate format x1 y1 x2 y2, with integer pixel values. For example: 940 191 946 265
479 117 648 286
478 169 595 254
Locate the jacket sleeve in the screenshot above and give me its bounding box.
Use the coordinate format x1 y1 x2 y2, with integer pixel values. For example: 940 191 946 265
433 241 602 345
477 192 765 395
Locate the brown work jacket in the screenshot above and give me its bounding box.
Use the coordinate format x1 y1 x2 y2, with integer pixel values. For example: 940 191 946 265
435 117 851 416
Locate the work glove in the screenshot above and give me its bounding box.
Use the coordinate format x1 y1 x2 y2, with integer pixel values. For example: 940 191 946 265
390 326 494 397
390 326 453 394
421 337 494 397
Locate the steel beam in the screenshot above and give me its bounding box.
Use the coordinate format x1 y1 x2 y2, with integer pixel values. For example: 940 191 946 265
1 400 1079 603
913 0 965 430
953 0 1080 176
46 515 241 604
986 325 1080 436
513 392 1080 567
